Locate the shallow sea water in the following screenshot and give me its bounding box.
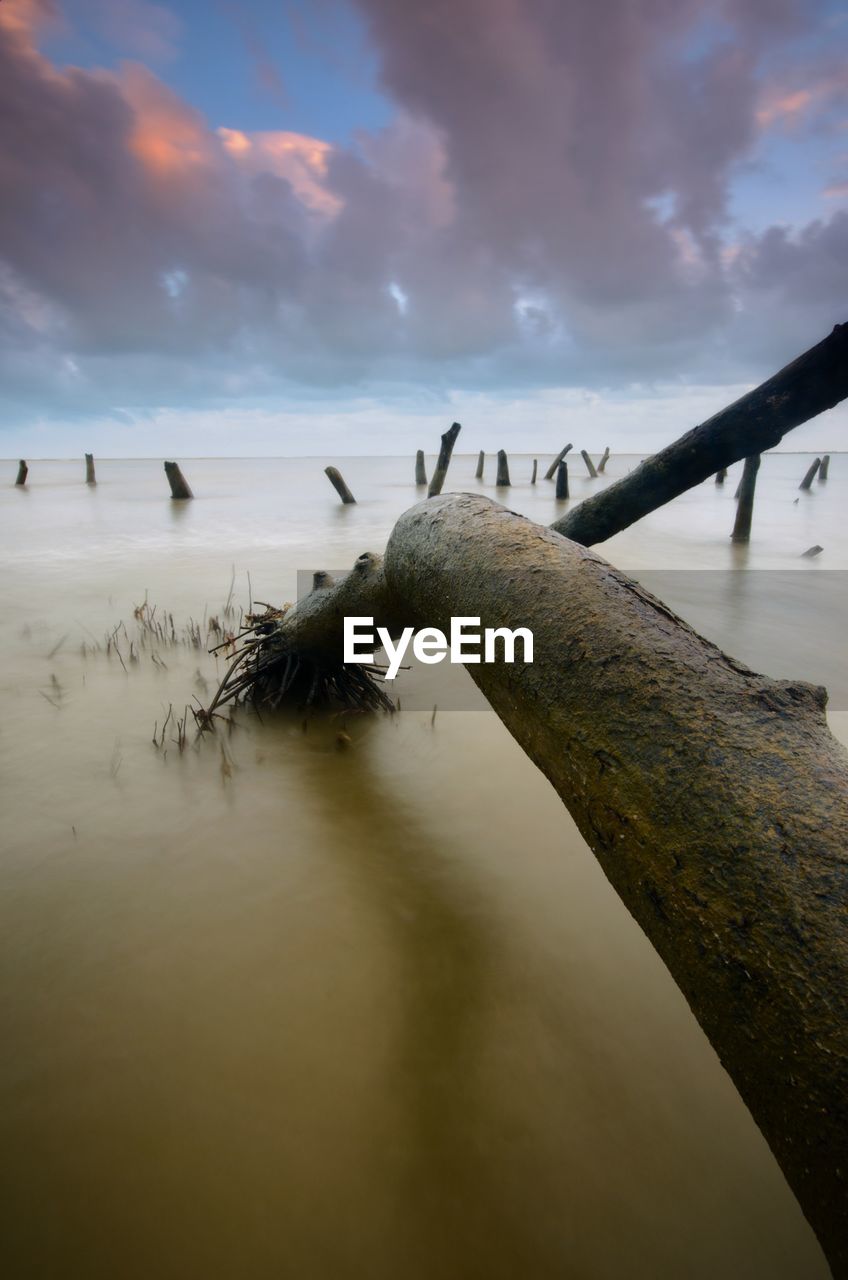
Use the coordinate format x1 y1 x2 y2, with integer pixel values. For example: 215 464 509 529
0 452 843 1279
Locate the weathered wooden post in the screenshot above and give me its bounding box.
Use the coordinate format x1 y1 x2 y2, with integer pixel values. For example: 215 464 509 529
15 460 27 486
597 447 610 473
731 454 760 543
415 450 427 486
531 459 538 484
544 443 572 480
555 460 569 499
715 467 728 485
475 450 485 479
496 449 511 486
164 461 193 499
799 458 822 490
324 466 356 505
428 422 461 498
581 449 598 478
85 453 96 484
819 454 830 481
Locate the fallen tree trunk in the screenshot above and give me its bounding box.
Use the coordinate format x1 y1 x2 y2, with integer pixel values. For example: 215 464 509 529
265 493 848 1276
551 323 848 545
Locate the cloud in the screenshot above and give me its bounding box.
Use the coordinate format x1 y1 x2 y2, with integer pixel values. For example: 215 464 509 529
0 0 847 445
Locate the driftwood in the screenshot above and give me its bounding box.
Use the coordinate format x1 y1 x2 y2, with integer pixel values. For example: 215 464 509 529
800 458 822 490
85 453 96 484
325 466 356 505
581 449 598 478
531 459 537 485
496 449 511 486
715 467 728 485
544 444 572 480
164 461 193 500
731 454 760 543
428 422 461 498
555 460 569 499
597 447 610 473
552 323 848 545
820 455 831 481
415 450 427 486
15 460 27 486
254 493 848 1276
475 450 485 480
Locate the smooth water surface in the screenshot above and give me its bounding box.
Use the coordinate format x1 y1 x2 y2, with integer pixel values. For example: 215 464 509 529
1 452 843 1278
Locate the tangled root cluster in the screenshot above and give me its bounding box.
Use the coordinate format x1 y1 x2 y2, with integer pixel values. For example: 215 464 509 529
196 604 394 730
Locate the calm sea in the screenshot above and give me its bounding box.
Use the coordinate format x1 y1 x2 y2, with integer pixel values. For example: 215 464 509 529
0 452 842 1279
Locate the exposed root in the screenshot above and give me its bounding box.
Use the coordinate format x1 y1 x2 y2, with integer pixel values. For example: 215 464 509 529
195 603 394 729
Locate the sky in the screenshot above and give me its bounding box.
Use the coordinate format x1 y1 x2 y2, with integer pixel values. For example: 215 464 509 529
1 0 847 456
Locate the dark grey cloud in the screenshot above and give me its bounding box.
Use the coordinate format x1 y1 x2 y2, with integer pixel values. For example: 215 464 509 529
0 0 846 434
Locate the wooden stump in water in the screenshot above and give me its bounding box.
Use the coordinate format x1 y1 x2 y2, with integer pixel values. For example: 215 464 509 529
15 460 27 486
164 461 193 499
581 449 598 478
544 443 572 480
731 454 760 542
428 422 461 498
555 460 569 499
496 449 511 487
531 459 537 484
85 453 96 484
715 467 728 485
597 447 610 473
475 450 485 479
819 454 830 481
799 458 821 490
415 450 427 486
325 466 356 505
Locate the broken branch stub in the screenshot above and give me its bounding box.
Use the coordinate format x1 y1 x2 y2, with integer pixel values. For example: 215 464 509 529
325 466 356 505
544 443 573 480
800 458 822 490
164 461 193 500
427 422 461 498
731 454 760 543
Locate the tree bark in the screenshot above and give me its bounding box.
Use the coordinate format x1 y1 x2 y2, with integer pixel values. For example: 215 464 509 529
496 449 511 486
15 460 27 486
555 460 569 499
551 323 848 546
276 493 848 1277
428 422 461 498
820 455 831 481
544 444 573 480
531 459 538 484
85 453 96 484
597 446 610 473
415 450 427 486
475 450 485 480
731 454 760 543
